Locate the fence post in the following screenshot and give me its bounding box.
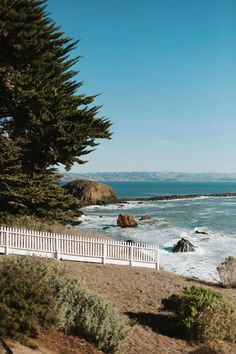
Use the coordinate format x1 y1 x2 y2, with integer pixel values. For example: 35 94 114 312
5 228 9 255
130 244 133 266
156 246 160 271
55 236 60 260
103 242 107 264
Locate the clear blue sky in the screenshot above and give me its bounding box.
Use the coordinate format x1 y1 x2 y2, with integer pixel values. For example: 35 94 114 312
47 0 236 173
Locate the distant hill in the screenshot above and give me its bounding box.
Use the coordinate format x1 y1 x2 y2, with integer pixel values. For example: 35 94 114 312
62 171 236 183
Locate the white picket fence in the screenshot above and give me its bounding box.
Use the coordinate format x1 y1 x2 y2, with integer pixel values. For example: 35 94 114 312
0 226 159 270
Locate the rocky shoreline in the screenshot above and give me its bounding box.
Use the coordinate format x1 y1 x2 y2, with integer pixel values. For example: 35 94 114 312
119 192 236 203
63 178 236 207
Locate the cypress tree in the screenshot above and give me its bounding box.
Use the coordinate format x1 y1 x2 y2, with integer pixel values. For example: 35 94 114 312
0 137 80 223
0 0 111 223
0 0 111 171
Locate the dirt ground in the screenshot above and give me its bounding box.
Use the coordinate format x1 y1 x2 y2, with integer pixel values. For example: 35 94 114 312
0 259 236 354
64 261 236 354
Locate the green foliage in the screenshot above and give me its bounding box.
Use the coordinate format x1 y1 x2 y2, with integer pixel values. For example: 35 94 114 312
0 137 80 224
0 167 81 224
73 292 127 354
0 0 111 171
51 269 127 354
54 275 87 332
0 256 62 337
217 256 236 288
0 136 23 174
162 286 236 342
0 0 112 222
0 256 127 353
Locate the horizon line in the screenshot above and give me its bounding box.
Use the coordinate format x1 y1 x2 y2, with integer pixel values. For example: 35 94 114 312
65 170 236 174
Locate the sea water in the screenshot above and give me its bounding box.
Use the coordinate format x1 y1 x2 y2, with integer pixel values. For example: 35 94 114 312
78 182 236 282
102 180 236 198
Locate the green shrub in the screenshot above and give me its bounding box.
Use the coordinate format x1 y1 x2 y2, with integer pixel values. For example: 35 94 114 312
52 272 127 354
162 286 236 342
53 275 87 332
0 256 127 353
217 256 236 288
0 256 62 337
73 292 127 354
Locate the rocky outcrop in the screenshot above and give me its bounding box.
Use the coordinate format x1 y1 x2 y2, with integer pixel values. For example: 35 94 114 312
172 238 196 252
64 179 117 206
140 215 151 221
117 214 138 228
119 192 236 203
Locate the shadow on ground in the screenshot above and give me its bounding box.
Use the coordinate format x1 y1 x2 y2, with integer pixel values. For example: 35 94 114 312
189 346 224 354
125 311 183 339
126 312 230 354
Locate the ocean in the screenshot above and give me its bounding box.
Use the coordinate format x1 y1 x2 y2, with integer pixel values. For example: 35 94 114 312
78 181 236 282
102 180 236 198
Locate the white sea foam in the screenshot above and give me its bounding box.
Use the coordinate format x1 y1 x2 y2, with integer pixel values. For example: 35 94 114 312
195 196 210 199
79 197 236 282
84 204 120 211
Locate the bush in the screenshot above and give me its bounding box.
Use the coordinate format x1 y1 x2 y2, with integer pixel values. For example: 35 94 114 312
73 293 127 354
0 256 127 353
0 256 62 337
51 271 127 353
162 286 236 342
217 256 236 288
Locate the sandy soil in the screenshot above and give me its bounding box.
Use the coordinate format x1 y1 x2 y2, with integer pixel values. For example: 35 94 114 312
64 261 236 354
0 256 235 354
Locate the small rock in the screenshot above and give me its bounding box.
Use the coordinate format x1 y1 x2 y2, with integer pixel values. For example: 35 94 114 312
117 214 138 228
126 240 135 244
140 215 151 221
195 230 208 235
172 238 196 252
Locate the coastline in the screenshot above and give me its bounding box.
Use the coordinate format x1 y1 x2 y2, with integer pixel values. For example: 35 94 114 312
80 193 236 283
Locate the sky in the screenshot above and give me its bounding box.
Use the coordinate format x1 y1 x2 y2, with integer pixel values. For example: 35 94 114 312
46 0 236 173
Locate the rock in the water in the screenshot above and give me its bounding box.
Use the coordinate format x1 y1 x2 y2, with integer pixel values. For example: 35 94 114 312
140 215 151 221
63 179 117 206
102 226 110 230
195 230 208 235
117 214 138 228
172 238 196 252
